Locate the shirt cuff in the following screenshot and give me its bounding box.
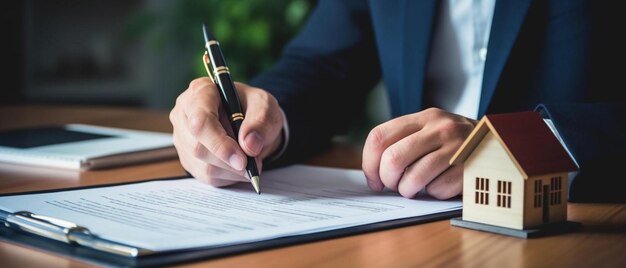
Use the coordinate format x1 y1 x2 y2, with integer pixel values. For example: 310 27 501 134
266 107 290 163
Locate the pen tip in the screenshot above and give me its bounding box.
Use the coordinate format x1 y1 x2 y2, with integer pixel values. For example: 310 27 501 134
251 176 261 195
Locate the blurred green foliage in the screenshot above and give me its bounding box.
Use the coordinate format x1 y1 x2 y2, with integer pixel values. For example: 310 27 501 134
123 0 313 82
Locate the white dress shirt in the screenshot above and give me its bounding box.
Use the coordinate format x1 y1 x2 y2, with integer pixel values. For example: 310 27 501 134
425 0 496 120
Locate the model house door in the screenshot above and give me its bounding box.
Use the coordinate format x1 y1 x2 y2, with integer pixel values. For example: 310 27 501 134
543 185 550 223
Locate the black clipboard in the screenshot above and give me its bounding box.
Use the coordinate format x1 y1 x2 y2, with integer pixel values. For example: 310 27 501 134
0 176 461 267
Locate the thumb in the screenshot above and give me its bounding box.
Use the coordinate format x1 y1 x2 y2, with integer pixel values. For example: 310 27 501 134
238 88 284 158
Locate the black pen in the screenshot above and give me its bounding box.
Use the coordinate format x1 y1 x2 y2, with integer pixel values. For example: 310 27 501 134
201 24 261 194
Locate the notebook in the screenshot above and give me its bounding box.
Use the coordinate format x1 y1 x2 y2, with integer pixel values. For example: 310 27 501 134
0 124 177 170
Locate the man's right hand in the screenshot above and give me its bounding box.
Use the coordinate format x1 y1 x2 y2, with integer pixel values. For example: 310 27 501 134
169 77 285 187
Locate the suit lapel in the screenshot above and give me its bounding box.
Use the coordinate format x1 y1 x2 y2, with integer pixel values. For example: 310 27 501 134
400 0 438 114
479 0 533 116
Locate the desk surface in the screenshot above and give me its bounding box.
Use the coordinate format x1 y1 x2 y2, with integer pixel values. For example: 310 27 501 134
1 105 625 268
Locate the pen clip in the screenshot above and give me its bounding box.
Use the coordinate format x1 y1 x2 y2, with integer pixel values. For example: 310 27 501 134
203 52 215 83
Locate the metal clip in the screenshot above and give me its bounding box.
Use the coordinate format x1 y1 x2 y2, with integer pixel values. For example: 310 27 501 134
5 211 144 257
203 52 215 83
8 211 77 243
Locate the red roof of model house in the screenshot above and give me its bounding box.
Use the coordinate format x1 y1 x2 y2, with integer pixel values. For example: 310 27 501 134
450 111 578 178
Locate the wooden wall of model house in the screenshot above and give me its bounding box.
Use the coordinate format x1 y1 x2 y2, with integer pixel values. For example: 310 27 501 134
462 132 524 230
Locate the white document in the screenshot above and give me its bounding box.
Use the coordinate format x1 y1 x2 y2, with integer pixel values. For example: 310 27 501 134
0 124 176 170
0 165 462 251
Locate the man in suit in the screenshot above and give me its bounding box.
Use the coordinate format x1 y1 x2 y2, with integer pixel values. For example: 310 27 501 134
169 0 625 202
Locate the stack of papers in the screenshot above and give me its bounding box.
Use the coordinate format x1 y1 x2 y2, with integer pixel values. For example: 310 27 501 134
0 165 461 252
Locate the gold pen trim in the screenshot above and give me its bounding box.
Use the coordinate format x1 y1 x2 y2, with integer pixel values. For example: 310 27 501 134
214 66 230 76
231 113 244 119
231 113 244 122
215 66 229 72
206 40 219 47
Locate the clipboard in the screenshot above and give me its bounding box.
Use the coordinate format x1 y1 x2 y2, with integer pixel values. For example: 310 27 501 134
0 175 461 267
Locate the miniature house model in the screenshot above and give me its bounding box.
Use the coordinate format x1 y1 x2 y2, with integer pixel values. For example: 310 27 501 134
449 111 578 230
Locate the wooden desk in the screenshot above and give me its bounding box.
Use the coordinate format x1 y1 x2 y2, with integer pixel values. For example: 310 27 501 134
1 105 625 268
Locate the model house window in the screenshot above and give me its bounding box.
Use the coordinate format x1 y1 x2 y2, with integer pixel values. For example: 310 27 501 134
534 180 542 208
550 176 562 205
475 177 489 205
497 180 512 208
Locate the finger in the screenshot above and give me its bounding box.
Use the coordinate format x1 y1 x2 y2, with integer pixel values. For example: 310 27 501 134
175 118 249 177
181 152 247 187
362 115 425 191
236 84 284 159
396 143 459 198
177 136 249 185
379 127 441 191
179 81 267 179
170 102 187 156
425 165 463 200
174 99 211 161
181 141 265 187
182 78 247 171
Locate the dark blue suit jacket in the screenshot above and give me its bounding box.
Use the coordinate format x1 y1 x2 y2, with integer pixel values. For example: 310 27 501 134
251 0 625 202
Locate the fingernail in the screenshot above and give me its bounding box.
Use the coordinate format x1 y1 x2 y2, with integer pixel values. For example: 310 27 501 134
229 154 245 170
245 131 264 155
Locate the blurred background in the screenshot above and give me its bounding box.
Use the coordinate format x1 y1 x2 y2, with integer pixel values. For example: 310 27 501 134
1 0 389 145
2 0 314 108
